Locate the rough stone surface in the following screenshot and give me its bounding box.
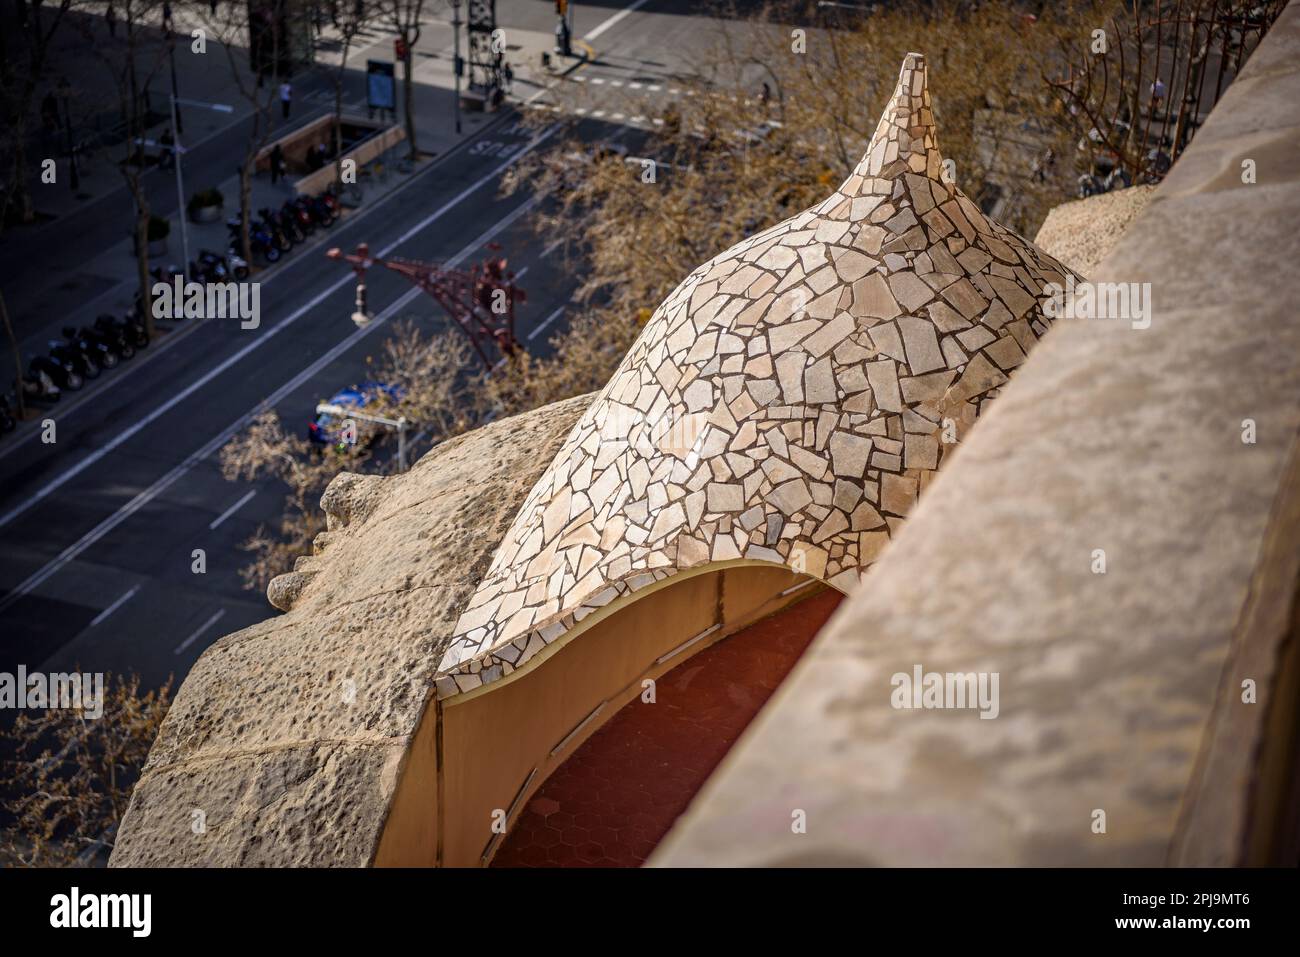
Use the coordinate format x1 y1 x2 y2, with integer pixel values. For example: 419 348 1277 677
1033 185 1157 278
110 394 592 867
651 6 1300 868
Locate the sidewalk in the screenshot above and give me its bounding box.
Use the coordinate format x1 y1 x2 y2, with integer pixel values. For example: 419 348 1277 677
2 2 590 421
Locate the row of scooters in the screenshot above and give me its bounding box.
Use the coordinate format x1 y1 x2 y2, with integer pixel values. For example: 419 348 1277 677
223 194 341 268
161 194 341 287
16 312 152 413
3 193 345 433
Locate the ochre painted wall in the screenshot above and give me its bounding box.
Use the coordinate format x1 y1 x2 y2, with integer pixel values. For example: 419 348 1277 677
376 563 823 866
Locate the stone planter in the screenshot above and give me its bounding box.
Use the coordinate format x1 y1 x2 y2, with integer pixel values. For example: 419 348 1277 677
190 203 223 224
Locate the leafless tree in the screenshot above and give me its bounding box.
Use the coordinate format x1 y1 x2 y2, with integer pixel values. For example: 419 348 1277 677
1045 0 1286 187
78 0 170 337
196 1 295 266
0 0 74 232
379 0 445 161
1 673 172 867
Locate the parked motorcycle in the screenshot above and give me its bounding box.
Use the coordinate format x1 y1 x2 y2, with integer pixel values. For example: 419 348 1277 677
30 354 83 391
90 315 136 360
317 189 342 219
49 338 102 380
291 194 335 229
22 367 62 404
285 198 316 235
110 309 151 349
234 211 292 252
191 249 231 283
261 206 304 245
227 215 283 264
61 325 118 369
225 248 251 280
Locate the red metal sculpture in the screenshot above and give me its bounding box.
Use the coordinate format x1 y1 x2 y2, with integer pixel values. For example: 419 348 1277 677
326 241 525 370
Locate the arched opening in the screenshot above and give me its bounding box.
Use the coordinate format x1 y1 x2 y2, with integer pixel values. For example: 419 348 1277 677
489 586 842 867
373 562 846 867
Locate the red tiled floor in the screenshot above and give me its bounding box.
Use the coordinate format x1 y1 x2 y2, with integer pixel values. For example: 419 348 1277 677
491 588 842 868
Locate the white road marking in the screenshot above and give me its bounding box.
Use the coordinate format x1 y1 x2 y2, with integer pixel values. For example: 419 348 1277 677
208 489 257 530
590 77 605 84
585 0 653 42
541 238 564 258
174 608 227 655
648 84 662 92
90 585 140 628
0 146 551 613
0 126 555 535
528 305 566 342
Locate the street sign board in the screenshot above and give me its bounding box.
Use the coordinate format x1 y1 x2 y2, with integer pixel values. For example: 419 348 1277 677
367 60 396 112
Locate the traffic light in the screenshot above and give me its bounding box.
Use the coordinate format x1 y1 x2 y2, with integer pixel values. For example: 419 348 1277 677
394 37 408 61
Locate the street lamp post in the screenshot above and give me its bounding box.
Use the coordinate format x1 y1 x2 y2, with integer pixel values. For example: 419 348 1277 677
58 77 79 192
315 402 411 471
166 97 234 279
451 0 463 135
167 23 183 135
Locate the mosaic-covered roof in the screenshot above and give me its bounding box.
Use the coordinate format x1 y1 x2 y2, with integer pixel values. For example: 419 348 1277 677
435 53 1074 697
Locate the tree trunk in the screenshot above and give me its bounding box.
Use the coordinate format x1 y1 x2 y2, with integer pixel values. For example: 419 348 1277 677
0 289 25 419
240 158 254 265
135 205 155 338
333 80 344 191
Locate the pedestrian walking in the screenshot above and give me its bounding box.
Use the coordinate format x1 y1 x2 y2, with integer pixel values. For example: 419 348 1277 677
162 1 172 27
209 0 218 14
502 60 514 94
106 2 117 38
279 80 293 120
269 143 285 185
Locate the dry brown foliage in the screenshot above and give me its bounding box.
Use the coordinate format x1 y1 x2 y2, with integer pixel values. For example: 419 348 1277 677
1 673 172 867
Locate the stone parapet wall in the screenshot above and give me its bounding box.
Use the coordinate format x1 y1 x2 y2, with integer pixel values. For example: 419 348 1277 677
651 2 1300 867
110 395 591 867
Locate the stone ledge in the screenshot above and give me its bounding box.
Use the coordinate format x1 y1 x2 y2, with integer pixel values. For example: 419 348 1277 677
650 2 1300 868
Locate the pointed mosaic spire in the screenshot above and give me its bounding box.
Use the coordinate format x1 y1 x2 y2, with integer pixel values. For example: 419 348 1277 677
435 55 1078 697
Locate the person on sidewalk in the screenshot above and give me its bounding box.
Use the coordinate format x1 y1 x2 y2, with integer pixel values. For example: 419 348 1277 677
106 3 117 38
209 0 218 14
279 80 293 120
269 143 286 185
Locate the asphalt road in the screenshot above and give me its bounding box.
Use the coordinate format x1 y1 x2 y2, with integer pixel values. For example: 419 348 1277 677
0 0 734 692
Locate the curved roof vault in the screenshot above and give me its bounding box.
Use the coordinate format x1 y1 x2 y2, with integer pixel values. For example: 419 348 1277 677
436 53 1075 697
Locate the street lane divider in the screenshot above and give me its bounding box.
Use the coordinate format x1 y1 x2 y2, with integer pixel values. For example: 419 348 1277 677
0 173 548 613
